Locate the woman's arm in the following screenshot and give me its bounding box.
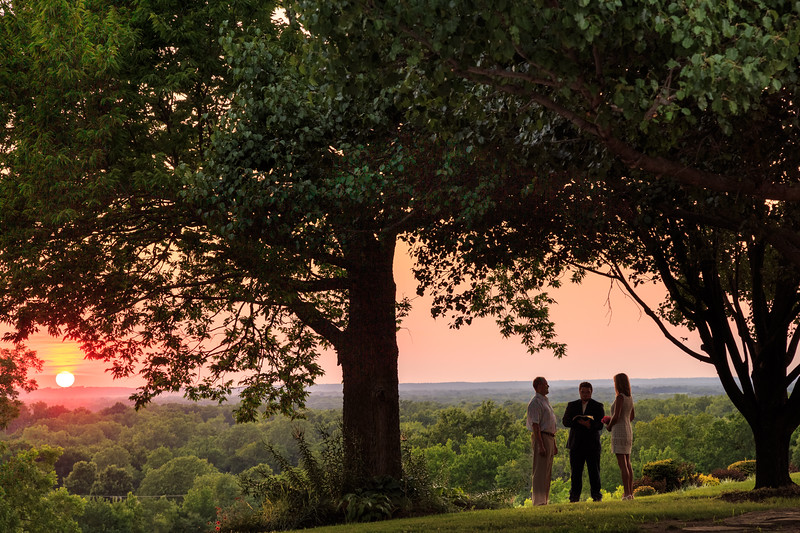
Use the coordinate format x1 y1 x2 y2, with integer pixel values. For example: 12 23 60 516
608 394 624 429
630 404 635 421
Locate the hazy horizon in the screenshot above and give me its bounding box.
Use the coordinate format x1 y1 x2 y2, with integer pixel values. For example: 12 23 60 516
22 243 717 390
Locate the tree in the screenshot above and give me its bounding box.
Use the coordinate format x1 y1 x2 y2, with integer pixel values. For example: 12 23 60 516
181 472 240 527
137 456 218 497
296 0 800 488
0 444 84 532
54 447 92 486
78 495 148 533
92 465 135 498
0 0 561 486
92 444 132 471
0 346 41 429
64 461 97 496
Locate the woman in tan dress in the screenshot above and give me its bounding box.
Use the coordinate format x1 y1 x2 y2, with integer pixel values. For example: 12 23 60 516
607 373 635 499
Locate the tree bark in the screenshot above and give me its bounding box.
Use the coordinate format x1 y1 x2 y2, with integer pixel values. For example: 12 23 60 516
338 236 402 486
636 226 799 490
750 417 793 489
747 348 795 489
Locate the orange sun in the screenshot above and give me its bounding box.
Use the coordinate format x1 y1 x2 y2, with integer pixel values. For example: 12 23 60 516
55 371 75 388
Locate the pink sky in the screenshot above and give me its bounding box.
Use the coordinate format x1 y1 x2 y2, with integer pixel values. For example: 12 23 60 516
26 246 716 389
316 248 715 385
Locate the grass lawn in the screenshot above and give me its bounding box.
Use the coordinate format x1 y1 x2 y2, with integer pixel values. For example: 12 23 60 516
292 474 800 533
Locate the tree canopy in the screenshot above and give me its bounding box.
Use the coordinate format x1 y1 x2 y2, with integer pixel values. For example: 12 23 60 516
0 0 561 483
293 0 800 488
0 346 41 429
4 0 800 491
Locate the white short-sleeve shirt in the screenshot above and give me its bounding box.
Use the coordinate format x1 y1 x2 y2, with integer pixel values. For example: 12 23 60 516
526 392 557 434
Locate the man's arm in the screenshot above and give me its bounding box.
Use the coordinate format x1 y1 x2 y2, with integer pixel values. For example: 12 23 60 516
562 400 576 427
531 422 546 456
588 401 605 432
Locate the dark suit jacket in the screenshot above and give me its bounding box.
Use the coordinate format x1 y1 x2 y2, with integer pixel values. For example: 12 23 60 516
562 398 605 450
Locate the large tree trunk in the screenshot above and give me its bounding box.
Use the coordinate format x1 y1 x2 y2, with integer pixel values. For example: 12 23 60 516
748 353 795 489
712 346 796 489
751 420 793 488
338 236 402 486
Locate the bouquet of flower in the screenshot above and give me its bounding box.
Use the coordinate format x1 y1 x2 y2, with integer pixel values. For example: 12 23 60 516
601 416 611 430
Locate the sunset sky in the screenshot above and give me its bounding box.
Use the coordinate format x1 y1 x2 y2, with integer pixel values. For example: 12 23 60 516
26 246 716 390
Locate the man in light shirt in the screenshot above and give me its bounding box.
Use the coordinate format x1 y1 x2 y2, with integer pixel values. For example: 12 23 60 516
526 376 558 505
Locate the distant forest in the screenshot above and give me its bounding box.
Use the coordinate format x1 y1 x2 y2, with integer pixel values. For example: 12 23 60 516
3 381 799 532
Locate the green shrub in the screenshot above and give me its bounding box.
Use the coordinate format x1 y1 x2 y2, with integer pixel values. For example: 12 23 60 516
677 461 699 486
728 460 756 476
232 422 448 531
433 486 512 511
697 474 720 486
633 485 656 497
633 475 666 494
641 459 698 491
339 491 393 523
710 468 748 482
642 459 681 492
214 499 269 533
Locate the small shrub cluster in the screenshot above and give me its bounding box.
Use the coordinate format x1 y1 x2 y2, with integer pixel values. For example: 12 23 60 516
633 475 666 493
696 473 720 486
215 424 491 531
635 457 761 495
640 459 697 492
632 485 656 497
434 486 512 511
710 468 748 482
728 460 756 476
339 478 398 523
213 499 269 533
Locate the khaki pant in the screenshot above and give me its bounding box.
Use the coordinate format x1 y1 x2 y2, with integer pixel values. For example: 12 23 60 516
531 433 555 505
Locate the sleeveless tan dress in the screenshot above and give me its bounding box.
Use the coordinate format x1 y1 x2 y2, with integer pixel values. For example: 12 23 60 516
610 394 633 454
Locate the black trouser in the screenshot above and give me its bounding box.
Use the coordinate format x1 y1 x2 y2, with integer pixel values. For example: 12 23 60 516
569 445 602 502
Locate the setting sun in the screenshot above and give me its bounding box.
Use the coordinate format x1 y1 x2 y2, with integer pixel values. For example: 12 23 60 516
55 371 75 388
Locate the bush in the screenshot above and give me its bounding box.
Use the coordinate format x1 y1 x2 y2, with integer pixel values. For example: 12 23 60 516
339 491 393 523
232 423 449 531
710 468 748 482
633 476 666 494
677 461 699 487
641 459 698 492
434 486 512 511
633 485 656 497
728 460 756 476
696 474 720 486
214 499 269 533
642 459 681 492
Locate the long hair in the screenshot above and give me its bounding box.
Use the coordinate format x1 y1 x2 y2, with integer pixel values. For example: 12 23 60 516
613 373 631 396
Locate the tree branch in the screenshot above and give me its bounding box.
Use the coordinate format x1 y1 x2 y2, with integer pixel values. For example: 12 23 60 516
285 295 345 350
451 61 800 202
606 263 712 364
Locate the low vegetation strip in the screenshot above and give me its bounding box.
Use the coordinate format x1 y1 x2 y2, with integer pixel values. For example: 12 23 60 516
294 476 800 533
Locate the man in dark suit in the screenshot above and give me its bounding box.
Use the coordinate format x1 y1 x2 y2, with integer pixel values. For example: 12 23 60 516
562 381 605 502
